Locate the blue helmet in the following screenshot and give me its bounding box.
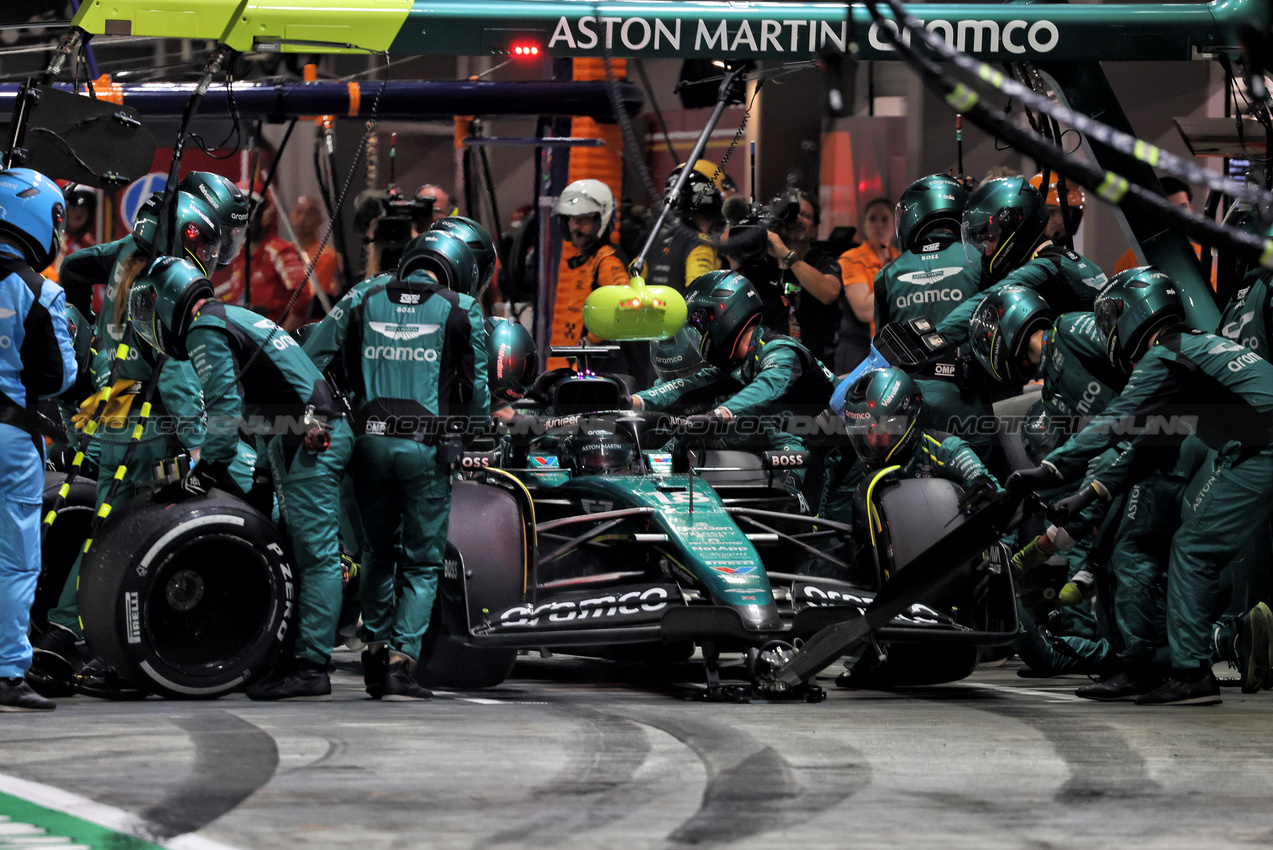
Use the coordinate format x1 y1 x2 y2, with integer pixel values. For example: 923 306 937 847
0 167 65 268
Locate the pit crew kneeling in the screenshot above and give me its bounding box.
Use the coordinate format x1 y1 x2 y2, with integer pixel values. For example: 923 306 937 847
129 257 354 701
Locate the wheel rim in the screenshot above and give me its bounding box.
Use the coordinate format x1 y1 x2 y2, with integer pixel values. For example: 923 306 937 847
144 532 274 675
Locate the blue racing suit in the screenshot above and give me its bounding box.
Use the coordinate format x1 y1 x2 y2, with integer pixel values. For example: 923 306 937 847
0 246 76 678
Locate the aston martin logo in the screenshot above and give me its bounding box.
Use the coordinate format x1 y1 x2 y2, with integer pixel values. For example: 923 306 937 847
369 321 440 341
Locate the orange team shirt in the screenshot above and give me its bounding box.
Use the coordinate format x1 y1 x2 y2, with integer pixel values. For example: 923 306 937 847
301 239 341 297
216 234 313 324
551 242 629 349
838 242 899 337
1114 242 1215 290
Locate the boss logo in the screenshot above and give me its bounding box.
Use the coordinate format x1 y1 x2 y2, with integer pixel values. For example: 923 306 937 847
763 450 810 469
461 452 496 469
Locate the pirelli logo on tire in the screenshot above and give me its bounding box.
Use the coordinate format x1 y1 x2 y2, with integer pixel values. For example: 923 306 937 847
125 591 141 644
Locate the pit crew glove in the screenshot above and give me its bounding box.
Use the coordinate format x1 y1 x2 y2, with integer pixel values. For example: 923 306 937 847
1011 534 1056 573
1047 482 1102 526
1005 464 1060 494
1058 569 1096 607
154 464 221 503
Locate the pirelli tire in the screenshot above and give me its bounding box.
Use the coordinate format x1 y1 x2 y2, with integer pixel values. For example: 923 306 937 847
415 480 523 690
34 472 97 630
860 477 980 688
79 488 295 699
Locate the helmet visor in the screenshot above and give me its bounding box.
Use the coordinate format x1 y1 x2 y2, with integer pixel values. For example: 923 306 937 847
219 223 247 267
1093 295 1123 360
686 306 713 347
961 212 1001 265
127 283 166 356
181 221 220 274
968 299 1003 380
845 413 914 465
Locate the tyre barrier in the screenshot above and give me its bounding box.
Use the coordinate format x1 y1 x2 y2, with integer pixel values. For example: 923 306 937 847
79 487 295 699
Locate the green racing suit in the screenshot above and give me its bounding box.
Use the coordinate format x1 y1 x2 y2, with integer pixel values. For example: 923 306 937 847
189 302 354 668
1041 328 1273 672
303 270 489 663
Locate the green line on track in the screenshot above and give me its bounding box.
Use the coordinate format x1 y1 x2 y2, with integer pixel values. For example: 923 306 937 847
0 797 164 850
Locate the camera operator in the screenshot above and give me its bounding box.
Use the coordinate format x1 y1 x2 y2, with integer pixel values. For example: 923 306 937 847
354 190 436 278
720 191 841 361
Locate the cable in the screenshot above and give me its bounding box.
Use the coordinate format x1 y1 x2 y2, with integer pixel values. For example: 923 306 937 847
873 0 1273 215
867 0 1273 270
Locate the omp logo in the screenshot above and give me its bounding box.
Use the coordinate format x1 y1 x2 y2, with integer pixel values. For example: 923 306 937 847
895 289 965 309
369 321 440 341
125 591 141 644
897 267 963 285
399 293 421 304
365 420 388 435
934 363 956 377
363 345 439 362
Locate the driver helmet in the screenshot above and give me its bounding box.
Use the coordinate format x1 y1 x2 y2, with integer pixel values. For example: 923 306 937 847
0 167 64 269
684 271 763 369
486 317 538 402
132 191 222 274
968 285 1055 384
555 179 616 247
895 173 966 252
840 367 924 466
429 215 497 295
961 176 1048 285
127 256 215 360
1094 265 1186 374
398 229 482 295
563 427 636 476
179 171 248 267
651 326 707 382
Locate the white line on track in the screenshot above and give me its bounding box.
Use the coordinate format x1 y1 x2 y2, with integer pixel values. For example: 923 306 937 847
0 773 242 850
960 682 1086 702
430 692 549 704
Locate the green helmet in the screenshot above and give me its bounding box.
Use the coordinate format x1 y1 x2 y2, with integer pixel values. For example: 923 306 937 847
398 229 481 295
651 327 706 381
1094 265 1187 373
132 191 222 275
429 216 496 294
969 285 1055 383
839 366 924 466
179 171 248 267
896 173 967 252
127 256 214 360
684 271 763 368
961 176 1048 284
485 316 538 402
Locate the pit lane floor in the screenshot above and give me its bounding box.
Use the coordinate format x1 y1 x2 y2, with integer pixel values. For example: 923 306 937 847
3 653 1271 850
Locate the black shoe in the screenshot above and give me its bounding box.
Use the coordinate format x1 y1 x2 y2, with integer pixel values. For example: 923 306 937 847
0 677 56 711
1075 671 1163 701
76 658 148 701
362 648 388 699
246 661 331 701
27 624 87 697
1135 672 1222 706
381 659 432 701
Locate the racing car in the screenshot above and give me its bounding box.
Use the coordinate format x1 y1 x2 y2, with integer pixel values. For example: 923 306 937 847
416 349 1021 699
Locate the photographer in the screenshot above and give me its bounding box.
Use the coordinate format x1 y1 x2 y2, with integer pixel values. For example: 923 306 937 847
720 191 841 361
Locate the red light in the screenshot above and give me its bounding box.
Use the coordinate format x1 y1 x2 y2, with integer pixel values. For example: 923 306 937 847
512 43 540 57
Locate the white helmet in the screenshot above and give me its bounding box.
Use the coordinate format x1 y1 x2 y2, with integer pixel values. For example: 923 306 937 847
555 178 616 244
